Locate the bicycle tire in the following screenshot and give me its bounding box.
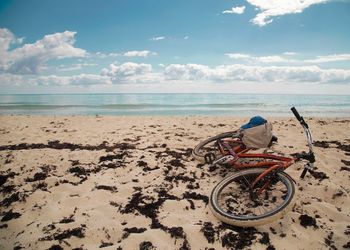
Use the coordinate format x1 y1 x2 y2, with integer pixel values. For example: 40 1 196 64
209 168 295 227
192 131 240 163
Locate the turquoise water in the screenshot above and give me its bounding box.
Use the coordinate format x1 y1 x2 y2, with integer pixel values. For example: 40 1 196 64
0 94 349 116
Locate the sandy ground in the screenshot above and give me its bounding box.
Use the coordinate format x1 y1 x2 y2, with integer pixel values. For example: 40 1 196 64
0 115 349 250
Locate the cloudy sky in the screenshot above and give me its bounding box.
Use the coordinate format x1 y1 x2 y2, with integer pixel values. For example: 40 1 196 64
0 0 350 94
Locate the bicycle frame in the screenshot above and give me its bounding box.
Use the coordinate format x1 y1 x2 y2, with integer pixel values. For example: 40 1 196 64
216 140 297 190
213 107 315 192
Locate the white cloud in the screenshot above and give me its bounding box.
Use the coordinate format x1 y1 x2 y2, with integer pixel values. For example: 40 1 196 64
0 28 24 53
37 74 111 86
0 28 16 53
256 55 292 63
150 36 165 41
222 6 246 14
164 63 350 84
283 52 298 55
102 62 152 77
0 73 111 86
184 36 189 40
304 54 350 63
225 53 293 63
94 52 119 58
225 53 252 59
101 62 161 83
57 63 97 72
123 50 157 57
246 0 328 26
0 73 27 86
164 64 211 80
0 28 87 74
226 52 350 64
2 62 350 86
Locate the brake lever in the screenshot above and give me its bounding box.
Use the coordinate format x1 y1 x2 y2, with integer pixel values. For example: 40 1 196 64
291 151 315 163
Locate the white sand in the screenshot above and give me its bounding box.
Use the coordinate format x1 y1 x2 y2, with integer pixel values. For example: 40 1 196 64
0 116 349 249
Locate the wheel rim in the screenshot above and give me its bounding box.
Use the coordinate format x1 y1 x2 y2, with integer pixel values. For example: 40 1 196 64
212 170 293 221
194 134 241 159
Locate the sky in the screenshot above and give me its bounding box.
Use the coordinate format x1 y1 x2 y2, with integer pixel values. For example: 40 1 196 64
0 0 350 94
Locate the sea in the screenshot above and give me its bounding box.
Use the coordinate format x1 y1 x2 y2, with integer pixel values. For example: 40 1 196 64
0 94 349 117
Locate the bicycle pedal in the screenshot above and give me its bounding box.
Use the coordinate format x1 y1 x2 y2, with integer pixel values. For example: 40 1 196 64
204 153 216 164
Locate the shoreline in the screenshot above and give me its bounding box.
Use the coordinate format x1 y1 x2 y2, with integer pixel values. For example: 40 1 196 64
1 93 349 117
1 113 350 118
1 116 349 249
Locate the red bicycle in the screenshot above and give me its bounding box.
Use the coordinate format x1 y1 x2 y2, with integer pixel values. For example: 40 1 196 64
192 107 315 227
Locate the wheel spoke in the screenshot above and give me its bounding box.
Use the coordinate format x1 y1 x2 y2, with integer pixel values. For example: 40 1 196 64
213 169 294 223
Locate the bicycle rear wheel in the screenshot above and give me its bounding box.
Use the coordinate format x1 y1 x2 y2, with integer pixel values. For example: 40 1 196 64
192 131 240 163
209 168 295 227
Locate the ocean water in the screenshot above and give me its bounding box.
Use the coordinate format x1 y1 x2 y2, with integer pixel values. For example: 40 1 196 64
0 94 349 117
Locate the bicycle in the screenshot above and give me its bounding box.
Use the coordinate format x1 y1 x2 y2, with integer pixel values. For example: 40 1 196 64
192 107 316 227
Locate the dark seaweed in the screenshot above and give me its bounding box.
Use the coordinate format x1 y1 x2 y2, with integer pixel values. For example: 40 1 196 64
59 215 75 224
299 214 318 228
122 227 147 239
200 222 216 244
1 210 21 222
41 227 86 241
139 241 155 250
0 172 16 186
96 185 118 193
314 140 350 153
0 192 26 207
99 152 127 163
120 189 190 248
0 175 8 186
0 140 135 152
165 174 195 183
309 170 329 181
26 172 48 182
137 160 160 172
100 242 113 248
341 160 350 166
199 222 273 249
168 227 185 239
183 192 208 204
168 159 185 168
340 166 350 172
48 245 64 250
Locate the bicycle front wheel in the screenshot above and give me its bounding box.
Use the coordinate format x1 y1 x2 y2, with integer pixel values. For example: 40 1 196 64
210 168 295 227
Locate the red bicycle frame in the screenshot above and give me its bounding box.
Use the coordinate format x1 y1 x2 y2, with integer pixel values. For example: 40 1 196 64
216 138 297 190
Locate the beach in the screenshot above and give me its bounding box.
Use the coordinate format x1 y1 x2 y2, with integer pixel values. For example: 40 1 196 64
0 115 349 249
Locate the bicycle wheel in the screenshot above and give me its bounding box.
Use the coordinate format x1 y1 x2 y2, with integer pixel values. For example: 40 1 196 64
192 131 240 163
210 168 295 227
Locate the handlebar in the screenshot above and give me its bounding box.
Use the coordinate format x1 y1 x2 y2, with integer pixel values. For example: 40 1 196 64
291 107 308 129
291 107 315 179
291 107 302 122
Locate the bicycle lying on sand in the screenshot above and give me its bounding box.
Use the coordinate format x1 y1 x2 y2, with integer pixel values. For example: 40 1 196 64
193 107 315 227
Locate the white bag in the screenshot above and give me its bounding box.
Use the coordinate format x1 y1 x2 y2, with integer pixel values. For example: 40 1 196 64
241 122 273 148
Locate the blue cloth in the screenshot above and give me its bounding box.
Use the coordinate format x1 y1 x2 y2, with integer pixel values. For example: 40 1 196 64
241 116 267 129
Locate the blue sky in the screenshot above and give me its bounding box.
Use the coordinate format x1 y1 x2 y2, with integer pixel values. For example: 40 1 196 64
0 0 350 94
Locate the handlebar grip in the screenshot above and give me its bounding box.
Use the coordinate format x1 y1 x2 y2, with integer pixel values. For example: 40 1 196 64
291 107 302 121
